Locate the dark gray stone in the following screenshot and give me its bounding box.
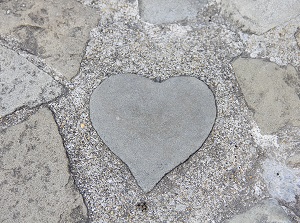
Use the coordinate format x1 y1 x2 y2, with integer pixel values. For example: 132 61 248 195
90 74 216 191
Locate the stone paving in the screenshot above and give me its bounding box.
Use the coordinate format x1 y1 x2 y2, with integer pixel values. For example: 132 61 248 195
0 0 300 222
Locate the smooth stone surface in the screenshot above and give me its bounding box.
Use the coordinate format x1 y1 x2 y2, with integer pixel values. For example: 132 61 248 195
138 0 208 24
226 199 292 223
90 74 216 191
0 0 100 79
232 58 300 135
0 45 64 117
0 108 87 222
218 0 300 34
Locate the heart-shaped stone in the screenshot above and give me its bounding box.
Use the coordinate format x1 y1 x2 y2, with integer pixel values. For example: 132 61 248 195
90 74 216 191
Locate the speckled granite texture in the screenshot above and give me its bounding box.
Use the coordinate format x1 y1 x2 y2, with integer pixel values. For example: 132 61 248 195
0 0 299 222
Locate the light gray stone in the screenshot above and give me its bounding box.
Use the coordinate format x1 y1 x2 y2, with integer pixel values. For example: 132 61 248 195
0 45 64 117
0 108 87 222
138 0 208 24
226 199 292 223
262 159 300 204
90 74 216 191
218 0 300 34
296 30 300 48
286 153 300 168
0 0 100 79
232 58 300 135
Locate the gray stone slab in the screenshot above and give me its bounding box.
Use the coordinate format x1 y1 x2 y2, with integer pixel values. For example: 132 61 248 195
232 58 300 135
218 0 300 34
286 153 300 168
0 0 100 80
262 159 300 204
296 31 300 48
0 45 64 117
226 199 292 223
90 74 216 191
0 108 87 222
138 0 208 24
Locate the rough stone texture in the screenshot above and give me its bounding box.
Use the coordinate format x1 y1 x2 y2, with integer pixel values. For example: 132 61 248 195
138 0 208 24
0 108 87 222
225 199 292 223
286 153 300 168
251 125 300 220
0 45 64 117
232 58 300 135
239 15 300 70
262 159 300 204
90 73 216 191
296 30 300 48
0 0 100 80
0 0 297 222
49 2 266 220
218 0 300 34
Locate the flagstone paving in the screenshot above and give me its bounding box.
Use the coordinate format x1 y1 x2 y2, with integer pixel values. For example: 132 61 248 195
232 58 300 135
138 0 208 24
0 108 87 222
0 45 64 117
0 0 300 222
225 199 292 223
218 0 300 34
0 0 100 80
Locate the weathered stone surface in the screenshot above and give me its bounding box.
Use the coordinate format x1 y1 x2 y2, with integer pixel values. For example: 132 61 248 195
218 0 300 34
0 45 64 117
286 153 300 168
262 159 300 204
226 199 292 223
296 30 300 48
138 0 208 24
0 108 87 222
0 0 100 79
90 73 216 191
232 58 300 134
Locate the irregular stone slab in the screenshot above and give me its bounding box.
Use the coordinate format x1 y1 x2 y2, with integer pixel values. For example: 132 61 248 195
0 45 64 117
0 0 100 79
296 30 300 48
138 0 208 24
226 199 292 223
0 108 87 222
218 0 300 34
286 153 300 168
90 74 216 191
262 159 300 204
232 58 300 135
